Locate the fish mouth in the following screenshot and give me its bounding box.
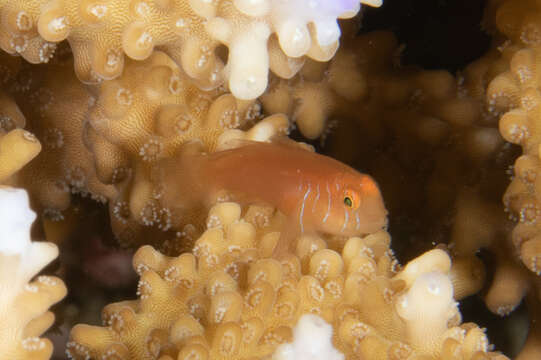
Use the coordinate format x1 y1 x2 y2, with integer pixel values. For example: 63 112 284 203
360 219 388 234
357 210 388 234
340 215 388 237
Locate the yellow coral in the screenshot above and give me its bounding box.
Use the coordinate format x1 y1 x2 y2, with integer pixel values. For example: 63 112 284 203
0 0 57 64
0 128 41 182
0 86 40 183
0 187 67 359
1 45 291 250
66 202 507 360
0 0 381 99
482 0 541 279
9 59 117 218
83 50 290 249
0 2 539 359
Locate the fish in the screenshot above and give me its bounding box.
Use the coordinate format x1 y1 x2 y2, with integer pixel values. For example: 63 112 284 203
159 140 388 256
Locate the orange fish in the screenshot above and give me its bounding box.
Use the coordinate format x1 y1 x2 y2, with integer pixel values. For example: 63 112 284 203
160 141 387 254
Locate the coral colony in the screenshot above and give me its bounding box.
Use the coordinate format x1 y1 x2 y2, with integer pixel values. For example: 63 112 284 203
0 0 540 359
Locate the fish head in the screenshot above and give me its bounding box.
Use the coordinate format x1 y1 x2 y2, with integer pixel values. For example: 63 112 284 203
321 172 388 236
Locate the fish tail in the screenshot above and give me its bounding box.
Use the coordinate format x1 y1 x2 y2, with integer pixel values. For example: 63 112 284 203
155 141 210 211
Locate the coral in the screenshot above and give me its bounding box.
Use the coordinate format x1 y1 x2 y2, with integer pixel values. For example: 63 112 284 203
480 0 541 288
8 60 117 218
0 81 41 183
156 139 388 259
0 0 381 99
273 314 344 360
66 202 507 360
0 186 67 359
0 0 57 64
258 24 541 359
260 26 504 168
83 49 291 249
275 29 531 323
0 89 25 131
260 27 373 140
0 128 41 182
1 46 290 250
495 45 541 274
1 1 541 358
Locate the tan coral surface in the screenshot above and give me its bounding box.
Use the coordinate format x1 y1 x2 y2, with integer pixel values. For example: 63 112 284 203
66 202 507 360
0 1 540 359
0 0 380 99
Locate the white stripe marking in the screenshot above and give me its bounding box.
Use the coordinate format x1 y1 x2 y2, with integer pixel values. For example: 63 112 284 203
312 184 320 213
341 208 349 233
322 183 331 223
355 212 361 231
299 184 311 233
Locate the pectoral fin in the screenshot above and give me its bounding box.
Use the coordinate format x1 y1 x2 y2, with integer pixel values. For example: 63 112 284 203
271 215 301 259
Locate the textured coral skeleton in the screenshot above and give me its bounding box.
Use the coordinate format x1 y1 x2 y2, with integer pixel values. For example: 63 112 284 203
0 0 379 99
66 202 506 360
0 0 541 359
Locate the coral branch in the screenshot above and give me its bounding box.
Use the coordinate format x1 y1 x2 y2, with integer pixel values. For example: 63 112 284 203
0 187 66 360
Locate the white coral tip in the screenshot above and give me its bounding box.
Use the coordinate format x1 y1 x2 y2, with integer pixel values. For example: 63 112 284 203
273 314 344 360
314 18 341 47
228 24 271 99
396 272 454 320
361 0 383 7
234 0 271 16
0 187 36 255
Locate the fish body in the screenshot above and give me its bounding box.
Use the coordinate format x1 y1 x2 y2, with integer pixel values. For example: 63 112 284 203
161 141 387 253
199 142 387 236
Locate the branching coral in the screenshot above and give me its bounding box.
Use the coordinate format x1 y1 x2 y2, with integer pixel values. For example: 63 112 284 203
9 60 117 218
65 202 507 360
0 1 57 64
260 29 371 140
0 79 41 183
475 0 541 279
273 314 344 360
258 25 541 358
497 68 541 273
0 1 539 358
0 0 381 99
280 28 528 317
83 49 291 250
0 186 67 359
1 45 289 250
261 26 505 173
461 7 541 333
0 128 41 182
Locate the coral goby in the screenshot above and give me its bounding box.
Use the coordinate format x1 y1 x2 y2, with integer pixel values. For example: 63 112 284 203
159 140 388 254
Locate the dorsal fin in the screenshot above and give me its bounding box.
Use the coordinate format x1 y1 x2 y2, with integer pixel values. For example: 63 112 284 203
269 135 315 153
215 137 260 151
215 134 314 153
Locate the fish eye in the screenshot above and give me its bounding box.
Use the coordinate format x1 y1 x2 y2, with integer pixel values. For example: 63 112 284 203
343 189 360 209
